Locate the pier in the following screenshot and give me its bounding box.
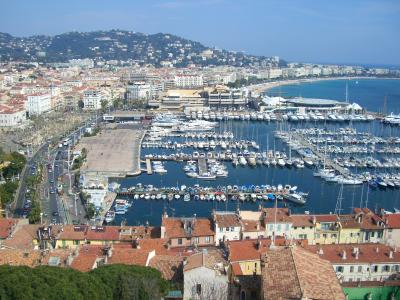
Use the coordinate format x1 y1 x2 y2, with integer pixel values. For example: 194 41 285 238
145 158 152 175
198 157 207 175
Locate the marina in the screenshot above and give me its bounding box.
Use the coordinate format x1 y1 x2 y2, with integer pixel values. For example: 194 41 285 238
107 79 400 226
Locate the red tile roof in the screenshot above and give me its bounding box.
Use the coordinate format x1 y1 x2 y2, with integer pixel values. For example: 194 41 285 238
70 245 105 272
148 255 183 281
262 208 292 223
384 214 400 229
213 213 241 228
306 243 400 264
162 217 214 239
0 218 18 239
263 246 345 300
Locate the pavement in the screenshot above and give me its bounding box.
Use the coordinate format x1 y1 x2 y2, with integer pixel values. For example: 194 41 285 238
13 114 102 225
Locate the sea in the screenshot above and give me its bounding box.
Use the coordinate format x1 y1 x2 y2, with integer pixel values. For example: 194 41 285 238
113 78 400 226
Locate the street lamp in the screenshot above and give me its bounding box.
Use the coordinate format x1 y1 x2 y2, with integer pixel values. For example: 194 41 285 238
40 212 43 224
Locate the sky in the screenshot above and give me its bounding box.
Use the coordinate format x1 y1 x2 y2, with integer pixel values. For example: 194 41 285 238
1 0 399 65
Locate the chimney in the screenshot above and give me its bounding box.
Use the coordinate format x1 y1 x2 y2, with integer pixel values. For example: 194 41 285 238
376 247 379 253
389 250 394 259
312 215 316 225
355 250 359 260
135 238 141 249
256 222 260 231
342 250 347 260
256 238 261 250
318 248 324 255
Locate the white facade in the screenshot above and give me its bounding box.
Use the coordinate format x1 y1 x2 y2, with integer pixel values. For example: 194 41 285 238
175 74 204 88
333 260 400 282
0 107 26 127
27 94 51 116
184 266 228 300
126 82 152 101
83 90 103 110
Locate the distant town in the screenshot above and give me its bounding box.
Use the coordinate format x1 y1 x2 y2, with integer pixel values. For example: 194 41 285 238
1 30 400 300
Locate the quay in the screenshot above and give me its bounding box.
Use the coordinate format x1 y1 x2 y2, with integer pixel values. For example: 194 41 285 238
198 157 207 175
145 158 152 175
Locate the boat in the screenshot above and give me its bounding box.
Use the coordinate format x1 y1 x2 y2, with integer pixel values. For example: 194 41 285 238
104 210 115 223
183 194 191 202
284 193 306 205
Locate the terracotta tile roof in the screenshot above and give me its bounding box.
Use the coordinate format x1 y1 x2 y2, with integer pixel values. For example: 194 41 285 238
70 245 107 272
306 243 400 264
0 249 41 267
262 208 292 223
108 247 150 266
315 214 339 223
352 208 385 230
228 237 297 262
241 219 264 232
58 225 120 241
2 224 38 250
384 214 400 229
0 218 18 239
213 213 241 228
162 217 214 238
338 214 361 229
148 255 183 281
231 262 243 276
183 249 226 272
263 246 345 300
291 215 315 227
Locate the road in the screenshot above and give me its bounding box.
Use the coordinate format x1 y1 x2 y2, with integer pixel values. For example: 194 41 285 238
13 114 102 224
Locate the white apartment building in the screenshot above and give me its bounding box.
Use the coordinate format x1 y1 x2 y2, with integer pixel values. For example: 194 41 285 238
27 93 51 116
212 211 242 246
83 90 104 110
268 68 283 79
309 244 400 283
174 74 204 88
0 106 26 127
125 82 152 101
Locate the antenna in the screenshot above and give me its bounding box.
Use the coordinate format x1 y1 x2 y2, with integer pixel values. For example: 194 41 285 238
334 183 344 215
345 81 349 104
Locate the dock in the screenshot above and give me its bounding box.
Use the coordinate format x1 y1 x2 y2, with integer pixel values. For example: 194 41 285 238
198 158 207 175
145 158 152 175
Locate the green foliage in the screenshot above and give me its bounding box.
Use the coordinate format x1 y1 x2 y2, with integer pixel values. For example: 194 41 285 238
28 200 41 224
0 264 168 300
1 151 27 179
227 76 266 88
86 202 96 219
0 181 18 205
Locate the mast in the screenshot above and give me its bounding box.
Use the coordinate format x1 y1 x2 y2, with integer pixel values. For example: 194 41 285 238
334 183 344 215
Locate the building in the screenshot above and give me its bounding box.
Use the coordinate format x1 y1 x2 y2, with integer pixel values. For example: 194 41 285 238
0 105 26 127
262 246 345 300
161 214 215 248
383 213 400 247
183 250 228 300
207 86 247 106
27 93 51 115
307 243 400 283
125 82 152 102
212 211 241 246
161 89 207 110
174 74 203 88
262 208 292 239
83 90 104 110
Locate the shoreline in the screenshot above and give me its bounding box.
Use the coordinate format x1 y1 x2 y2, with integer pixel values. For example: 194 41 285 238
247 76 400 95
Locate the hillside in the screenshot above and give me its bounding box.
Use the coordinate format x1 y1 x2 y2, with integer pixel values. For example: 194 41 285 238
0 30 278 67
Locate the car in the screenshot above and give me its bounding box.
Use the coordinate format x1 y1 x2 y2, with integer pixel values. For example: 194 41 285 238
52 211 59 217
50 189 55 194
50 179 54 183
51 218 57 224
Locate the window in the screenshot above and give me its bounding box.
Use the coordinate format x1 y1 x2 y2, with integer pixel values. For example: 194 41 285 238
336 266 344 273
299 234 307 239
389 229 393 232
315 233 320 238
323 234 327 238
350 233 353 237
74 240 79 245
219 228 223 233
241 291 246 300
277 224 282 231
226 227 230 232
358 266 362 272
231 226 235 231
194 237 199 244
371 232 375 238
293 226 298 230
391 265 399 272
372 265 378 273
332 234 337 238
269 224 274 231
378 231 383 238
286 224 290 231
178 238 182 245
196 284 201 295
382 265 390 272
205 236 211 243
302 226 305 230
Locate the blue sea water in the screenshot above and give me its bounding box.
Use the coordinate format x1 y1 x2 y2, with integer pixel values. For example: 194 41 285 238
113 79 400 226
266 78 400 114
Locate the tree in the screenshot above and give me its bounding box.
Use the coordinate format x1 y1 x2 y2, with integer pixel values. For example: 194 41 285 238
86 202 96 219
100 99 108 113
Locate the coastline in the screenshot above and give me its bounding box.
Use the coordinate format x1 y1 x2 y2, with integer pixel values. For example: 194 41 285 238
247 76 400 95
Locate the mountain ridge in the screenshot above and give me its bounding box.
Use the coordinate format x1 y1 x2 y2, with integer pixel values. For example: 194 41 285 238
0 29 280 67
